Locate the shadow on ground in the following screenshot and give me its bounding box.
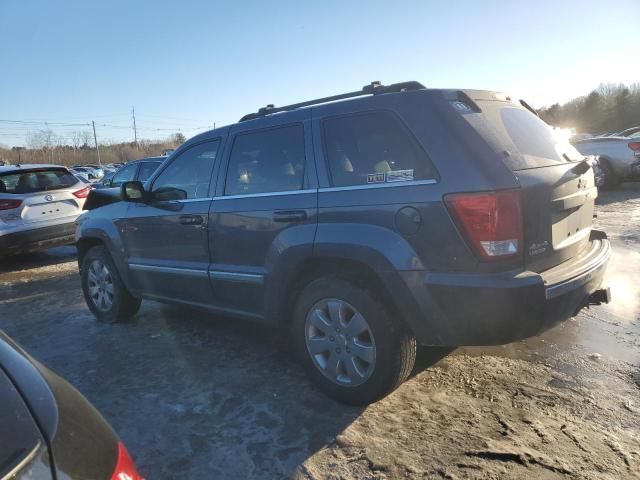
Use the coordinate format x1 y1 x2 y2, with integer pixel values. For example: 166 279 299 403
0 268 452 479
595 181 640 206
0 245 76 274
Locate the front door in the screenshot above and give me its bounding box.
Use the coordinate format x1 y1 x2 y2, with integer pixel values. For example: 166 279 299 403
122 139 222 305
208 116 317 319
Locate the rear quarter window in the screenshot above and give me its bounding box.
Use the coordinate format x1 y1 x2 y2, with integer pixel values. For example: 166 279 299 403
479 105 583 170
322 111 437 187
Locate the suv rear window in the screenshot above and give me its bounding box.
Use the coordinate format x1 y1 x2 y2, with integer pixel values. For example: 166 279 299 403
479 104 583 170
0 168 79 194
323 111 437 187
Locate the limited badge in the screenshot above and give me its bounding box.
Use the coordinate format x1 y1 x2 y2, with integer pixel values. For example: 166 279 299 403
367 173 386 184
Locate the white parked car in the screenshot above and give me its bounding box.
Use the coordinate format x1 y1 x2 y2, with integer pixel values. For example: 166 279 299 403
0 164 91 256
574 136 640 188
69 166 99 182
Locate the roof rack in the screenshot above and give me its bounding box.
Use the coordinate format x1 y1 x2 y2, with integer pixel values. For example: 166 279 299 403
239 80 426 122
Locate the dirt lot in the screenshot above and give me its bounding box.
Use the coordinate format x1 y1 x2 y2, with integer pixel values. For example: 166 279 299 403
1 185 639 479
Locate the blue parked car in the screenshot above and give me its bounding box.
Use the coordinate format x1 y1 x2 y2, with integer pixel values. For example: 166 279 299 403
75 81 611 404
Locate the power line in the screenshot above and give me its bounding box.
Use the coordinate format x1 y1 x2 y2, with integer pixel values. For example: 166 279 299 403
0 119 91 127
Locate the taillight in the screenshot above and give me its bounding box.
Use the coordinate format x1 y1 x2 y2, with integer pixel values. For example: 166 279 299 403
73 186 92 198
0 199 22 210
445 189 523 261
629 142 640 156
111 442 143 480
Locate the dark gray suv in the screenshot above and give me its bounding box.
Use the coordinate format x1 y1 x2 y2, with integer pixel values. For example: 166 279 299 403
75 81 611 404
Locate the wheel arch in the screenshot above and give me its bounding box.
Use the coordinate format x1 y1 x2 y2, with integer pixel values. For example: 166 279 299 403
267 254 420 337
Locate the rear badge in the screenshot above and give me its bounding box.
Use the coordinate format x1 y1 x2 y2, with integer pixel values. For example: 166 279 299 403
528 240 549 256
45 194 54 202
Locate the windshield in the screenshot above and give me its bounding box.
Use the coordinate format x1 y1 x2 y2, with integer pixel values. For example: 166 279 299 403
0 168 79 194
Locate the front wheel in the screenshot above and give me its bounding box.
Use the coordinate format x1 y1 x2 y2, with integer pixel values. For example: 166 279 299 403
291 277 416 405
81 246 141 323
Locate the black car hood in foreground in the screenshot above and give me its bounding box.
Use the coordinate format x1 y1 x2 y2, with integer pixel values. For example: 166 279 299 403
0 331 118 479
83 186 121 211
0 368 51 479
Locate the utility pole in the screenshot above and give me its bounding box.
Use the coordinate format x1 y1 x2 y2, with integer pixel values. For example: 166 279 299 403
92 120 102 166
132 106 138 150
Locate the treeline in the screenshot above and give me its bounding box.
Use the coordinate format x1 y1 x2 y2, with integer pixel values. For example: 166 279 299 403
0 131 186 166
538 83 640 134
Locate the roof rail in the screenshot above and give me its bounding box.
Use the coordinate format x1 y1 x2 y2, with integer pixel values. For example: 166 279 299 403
239 80 426 122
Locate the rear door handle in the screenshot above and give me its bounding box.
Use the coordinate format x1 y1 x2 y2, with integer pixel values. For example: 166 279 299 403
179 214 204 225
273 210 307 222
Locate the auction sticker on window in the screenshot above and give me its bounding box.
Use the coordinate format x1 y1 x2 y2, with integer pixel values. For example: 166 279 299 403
386 169 414 182
367 173 386 183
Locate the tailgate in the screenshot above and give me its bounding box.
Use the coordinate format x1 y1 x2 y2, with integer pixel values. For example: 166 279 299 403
516 162 596 272
465 94 596 272
20 192 80 223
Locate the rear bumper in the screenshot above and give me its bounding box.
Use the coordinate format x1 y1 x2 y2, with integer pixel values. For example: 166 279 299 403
399 230 611 346
0 222 76 255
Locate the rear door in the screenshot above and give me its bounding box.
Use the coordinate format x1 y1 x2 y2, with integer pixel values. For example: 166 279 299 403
208 111 317 319
121 140 221 305
468 96 596 272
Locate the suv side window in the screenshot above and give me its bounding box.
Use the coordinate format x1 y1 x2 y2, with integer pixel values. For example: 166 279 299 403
322 111 437 187
138 161 161 182
152 140 220 200
224 125 305 196
111 163 138 186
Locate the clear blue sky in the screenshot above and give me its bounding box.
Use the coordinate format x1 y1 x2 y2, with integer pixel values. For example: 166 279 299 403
1 0 637 147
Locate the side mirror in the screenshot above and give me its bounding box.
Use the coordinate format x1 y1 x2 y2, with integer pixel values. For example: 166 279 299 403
121 181 145 202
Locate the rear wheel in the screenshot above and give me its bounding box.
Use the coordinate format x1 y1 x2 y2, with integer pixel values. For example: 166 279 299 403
291 277 416 405
599 158 620 189
81 246 141 322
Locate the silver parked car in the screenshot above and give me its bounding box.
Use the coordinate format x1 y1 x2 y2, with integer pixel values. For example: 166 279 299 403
574 136 640 188
0 165 91 256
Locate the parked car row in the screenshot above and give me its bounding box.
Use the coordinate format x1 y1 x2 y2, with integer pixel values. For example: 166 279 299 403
0 158 165 257
75 81 612 405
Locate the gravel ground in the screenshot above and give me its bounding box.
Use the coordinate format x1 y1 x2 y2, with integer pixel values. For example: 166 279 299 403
1 185 639 479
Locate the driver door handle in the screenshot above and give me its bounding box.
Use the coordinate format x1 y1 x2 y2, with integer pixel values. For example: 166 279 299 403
179 214 204 226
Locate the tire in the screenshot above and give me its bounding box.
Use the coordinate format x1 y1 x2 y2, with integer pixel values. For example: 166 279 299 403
599 159 619 190
291 277 416 405
81 246 141 323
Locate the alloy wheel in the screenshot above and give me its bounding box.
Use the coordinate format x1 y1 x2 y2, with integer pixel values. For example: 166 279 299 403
87 259 115 312
304 298 376 387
